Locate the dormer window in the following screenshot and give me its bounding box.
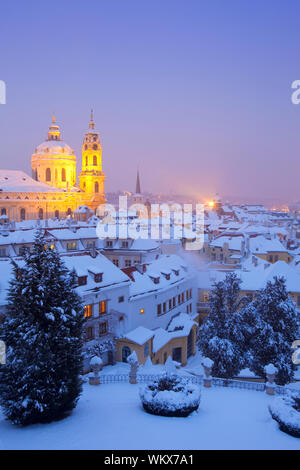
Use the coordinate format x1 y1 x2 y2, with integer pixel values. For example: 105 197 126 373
94 273 103 283
162 271 171 280
173 269 180 276
106 240 113 248
122 241 129 248
151 276 160 284
78 276 87 286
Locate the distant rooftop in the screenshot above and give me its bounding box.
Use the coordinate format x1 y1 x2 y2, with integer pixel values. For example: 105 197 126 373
0 170 63 193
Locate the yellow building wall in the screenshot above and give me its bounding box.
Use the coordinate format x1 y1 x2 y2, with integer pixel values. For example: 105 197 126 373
256 252 293 264
31 154 77 189
116 325 197 367
115 338 153 365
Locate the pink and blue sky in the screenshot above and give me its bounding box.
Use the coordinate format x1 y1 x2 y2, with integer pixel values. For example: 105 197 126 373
0 0 300 204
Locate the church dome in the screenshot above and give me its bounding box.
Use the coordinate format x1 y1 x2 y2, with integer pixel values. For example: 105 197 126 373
34 140 74 157
31 114 77 190
32 114 74 157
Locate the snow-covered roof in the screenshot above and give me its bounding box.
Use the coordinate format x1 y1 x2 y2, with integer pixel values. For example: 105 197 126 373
129 255 194 298
0 170 64 193
48 227 98 241
73 205 94 214
123 326 154 345
62 252 129 290
239 261 300 293
152 313 197 353
198 260 300 294
210 235 244 251
0 228 39 245
249 235 287 254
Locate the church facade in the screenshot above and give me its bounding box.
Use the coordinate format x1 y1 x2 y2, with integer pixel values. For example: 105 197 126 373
0 112 105 222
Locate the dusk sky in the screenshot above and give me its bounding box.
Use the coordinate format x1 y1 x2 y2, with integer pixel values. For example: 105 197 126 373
1 0 300 205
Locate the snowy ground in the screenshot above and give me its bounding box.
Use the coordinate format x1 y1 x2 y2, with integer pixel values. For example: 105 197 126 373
0 383 299 450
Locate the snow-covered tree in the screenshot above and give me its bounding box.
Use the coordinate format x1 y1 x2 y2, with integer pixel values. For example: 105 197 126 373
247 277 298 385
198 273 248 378
0 232 84 425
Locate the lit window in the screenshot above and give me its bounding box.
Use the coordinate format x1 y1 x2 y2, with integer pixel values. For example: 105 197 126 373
99 301 107 314
140 308 145 314
84 305 93 318
67 241 76 251
144 342 149 357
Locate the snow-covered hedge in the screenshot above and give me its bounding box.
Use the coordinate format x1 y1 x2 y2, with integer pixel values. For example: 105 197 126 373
269 393 300 438
139 374 201 417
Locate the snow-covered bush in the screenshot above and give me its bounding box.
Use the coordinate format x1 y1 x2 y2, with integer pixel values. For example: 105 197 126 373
269 392 300 438
139 374 201 417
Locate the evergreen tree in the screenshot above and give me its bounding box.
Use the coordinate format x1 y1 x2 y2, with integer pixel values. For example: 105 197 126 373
0 232 84 425
198 272 248 378
248 276 298 385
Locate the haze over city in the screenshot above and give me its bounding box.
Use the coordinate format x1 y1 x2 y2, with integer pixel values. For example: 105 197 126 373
1 0 300 205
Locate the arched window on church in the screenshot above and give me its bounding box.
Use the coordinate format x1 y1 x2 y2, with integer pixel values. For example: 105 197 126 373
55 210 59 219
86 156 88 166
93 155 97 166
61 168 66 182
20 208 26 221
67 208 72 216
1 208 6 216
46 168 51 182
94 182 99 193
38 208 43 220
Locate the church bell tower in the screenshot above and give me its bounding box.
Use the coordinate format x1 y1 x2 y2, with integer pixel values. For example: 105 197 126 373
79 111 105 209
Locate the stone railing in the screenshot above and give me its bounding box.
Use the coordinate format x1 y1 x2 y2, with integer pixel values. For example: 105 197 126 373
93 373 299 396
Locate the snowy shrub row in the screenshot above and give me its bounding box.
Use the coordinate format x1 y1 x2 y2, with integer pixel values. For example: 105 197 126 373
269 393 300 438
139 374 201 417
